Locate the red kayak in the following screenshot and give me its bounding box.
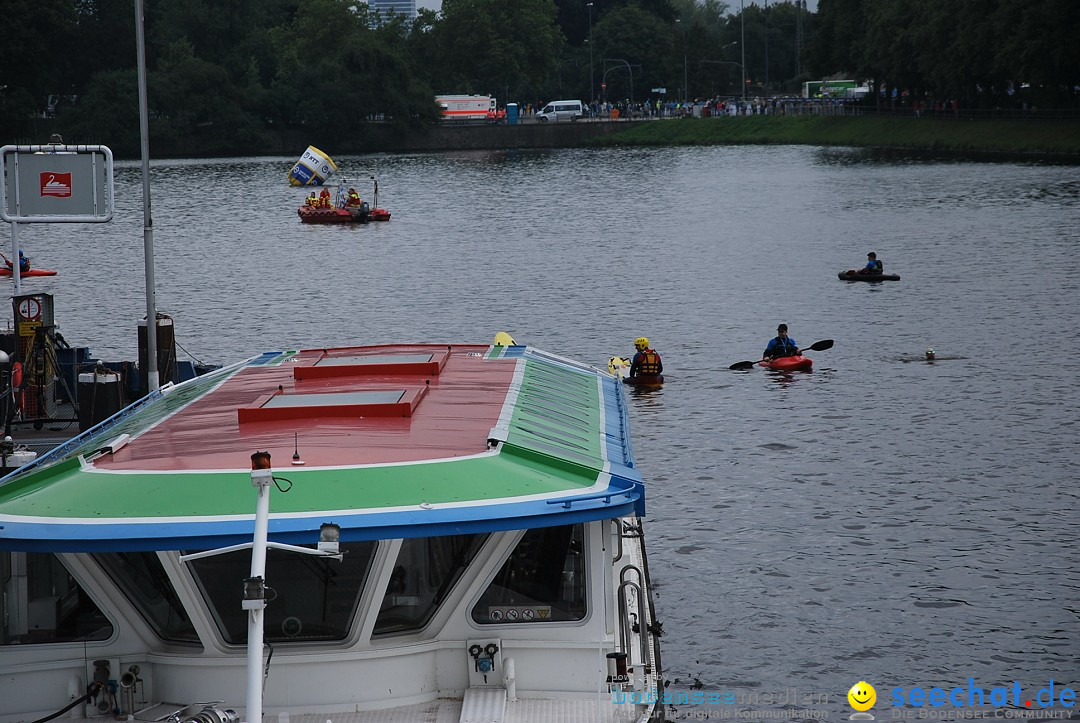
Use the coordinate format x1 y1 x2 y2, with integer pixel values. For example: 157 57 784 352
624 374 664 386
758 355 812 372
0 268 57 277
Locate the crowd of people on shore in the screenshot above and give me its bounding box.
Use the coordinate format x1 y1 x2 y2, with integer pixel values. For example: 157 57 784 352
518 96 866 122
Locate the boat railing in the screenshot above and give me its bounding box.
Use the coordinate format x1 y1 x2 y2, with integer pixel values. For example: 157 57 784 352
620 562 644 589
617 570 649 671
612 519 624 563
546 488 635 508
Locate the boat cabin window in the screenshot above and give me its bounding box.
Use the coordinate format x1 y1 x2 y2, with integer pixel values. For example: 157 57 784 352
186 541 376 644
471 524 586 625
94 552 200 644
372 533 487 637
1 552 113 645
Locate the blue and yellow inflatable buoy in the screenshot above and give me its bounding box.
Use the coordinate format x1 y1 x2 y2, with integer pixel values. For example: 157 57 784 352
288 146 337 186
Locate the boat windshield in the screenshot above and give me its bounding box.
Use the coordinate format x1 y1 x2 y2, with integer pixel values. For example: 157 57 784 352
95 551 200 644
186 541 377 644
471 524 586 625
372 533 488 637
1 552 113 645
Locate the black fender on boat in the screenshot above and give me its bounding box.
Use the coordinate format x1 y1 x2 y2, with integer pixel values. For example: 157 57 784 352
838 270 901 281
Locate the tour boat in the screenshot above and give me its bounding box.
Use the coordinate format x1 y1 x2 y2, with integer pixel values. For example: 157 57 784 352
0 338 662 723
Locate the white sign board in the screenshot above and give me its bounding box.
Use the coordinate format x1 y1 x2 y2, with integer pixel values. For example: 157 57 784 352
1 144 114 223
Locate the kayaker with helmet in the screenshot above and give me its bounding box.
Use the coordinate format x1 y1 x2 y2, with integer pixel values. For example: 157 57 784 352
630 337 663 379
857 252 883 275
3 251 30 272
763 324 800 360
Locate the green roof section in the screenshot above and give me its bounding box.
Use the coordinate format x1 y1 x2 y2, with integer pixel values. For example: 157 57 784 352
502 360 605 468
0 453 601 520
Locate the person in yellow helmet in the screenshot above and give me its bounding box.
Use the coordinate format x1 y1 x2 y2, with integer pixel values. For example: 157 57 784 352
630 336 663 379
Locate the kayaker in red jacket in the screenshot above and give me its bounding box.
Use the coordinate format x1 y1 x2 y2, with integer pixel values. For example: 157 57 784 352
764 324 800 359
630 337 663 378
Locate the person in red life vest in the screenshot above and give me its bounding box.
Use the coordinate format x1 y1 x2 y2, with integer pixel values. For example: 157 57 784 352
347 188 361 206
306 192 318 207
630 336 663 379
318 188 332 208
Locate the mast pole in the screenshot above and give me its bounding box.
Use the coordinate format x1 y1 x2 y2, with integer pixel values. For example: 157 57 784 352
135 0 159 392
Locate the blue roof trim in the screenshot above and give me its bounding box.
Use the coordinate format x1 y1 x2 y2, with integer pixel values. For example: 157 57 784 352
600 374 635 471
499 345 527 358
0 479 645 553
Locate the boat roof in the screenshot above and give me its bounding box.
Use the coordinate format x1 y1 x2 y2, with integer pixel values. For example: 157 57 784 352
0 343 644 552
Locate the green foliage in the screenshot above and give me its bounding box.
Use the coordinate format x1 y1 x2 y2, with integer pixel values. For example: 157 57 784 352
0 0 77 123
58 69 141 152
810 0 1080 108
593 5 674 101
436 0 565 100
152 40 271 154
3 0 1078 153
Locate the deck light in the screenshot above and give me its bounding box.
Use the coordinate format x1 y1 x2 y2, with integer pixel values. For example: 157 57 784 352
251 451 272 470
242 576 265 610
318 523 341 554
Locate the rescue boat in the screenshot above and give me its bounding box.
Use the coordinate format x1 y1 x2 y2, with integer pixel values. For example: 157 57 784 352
297 203 370 224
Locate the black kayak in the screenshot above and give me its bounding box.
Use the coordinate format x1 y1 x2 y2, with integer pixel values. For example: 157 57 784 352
839 270 901 282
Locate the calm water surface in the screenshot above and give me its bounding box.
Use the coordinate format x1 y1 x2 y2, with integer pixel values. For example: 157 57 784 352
14 146 1079 719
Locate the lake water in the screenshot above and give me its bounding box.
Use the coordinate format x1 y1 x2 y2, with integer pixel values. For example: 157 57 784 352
11 145 1079 720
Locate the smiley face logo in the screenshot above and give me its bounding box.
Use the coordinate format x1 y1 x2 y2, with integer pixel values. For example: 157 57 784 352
848 681 877 711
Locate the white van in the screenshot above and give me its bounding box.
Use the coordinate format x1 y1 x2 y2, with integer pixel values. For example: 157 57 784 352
536 100 587 122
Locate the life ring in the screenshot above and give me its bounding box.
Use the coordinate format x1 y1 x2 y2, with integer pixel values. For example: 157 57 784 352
12 361 23 389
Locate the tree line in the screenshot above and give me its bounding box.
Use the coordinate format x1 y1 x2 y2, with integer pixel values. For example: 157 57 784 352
809 0 1080 112
1 0 1076 157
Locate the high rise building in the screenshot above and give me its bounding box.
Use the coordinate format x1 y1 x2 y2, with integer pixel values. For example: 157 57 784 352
368 0 417 22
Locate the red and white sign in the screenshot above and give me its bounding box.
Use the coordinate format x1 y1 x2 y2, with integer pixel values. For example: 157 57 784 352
40 172 72 198
17 297 42 321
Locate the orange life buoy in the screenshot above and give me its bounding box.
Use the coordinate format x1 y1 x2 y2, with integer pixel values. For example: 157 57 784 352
12 361 23 389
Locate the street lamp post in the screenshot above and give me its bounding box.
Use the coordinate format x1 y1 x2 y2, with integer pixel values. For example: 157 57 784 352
699 42 739 98
676 18 687 103
602 58 634 104
740 0 747 101
587 3 594 105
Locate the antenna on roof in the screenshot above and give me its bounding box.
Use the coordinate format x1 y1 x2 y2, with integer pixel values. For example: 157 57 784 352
292 432 305 466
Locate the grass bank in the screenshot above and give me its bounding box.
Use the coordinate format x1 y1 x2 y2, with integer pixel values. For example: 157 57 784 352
588 115 1080 157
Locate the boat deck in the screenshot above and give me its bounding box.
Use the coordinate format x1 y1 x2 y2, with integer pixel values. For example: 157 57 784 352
137 698 650 723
